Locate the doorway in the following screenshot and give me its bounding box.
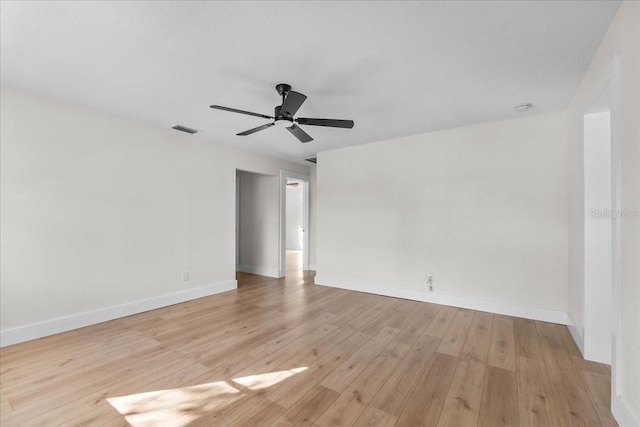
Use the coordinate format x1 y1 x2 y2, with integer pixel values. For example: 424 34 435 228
285 179 305 276
279 170 310 277
236 170 280 278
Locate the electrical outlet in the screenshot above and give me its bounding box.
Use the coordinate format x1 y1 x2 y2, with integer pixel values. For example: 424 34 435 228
182 272 189 282
429 285 434 292
427 274 433 284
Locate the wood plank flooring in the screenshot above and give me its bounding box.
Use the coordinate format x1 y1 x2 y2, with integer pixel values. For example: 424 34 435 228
0 253 615 426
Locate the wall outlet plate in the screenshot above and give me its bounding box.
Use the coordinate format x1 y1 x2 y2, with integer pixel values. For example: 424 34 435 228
182 272 189 282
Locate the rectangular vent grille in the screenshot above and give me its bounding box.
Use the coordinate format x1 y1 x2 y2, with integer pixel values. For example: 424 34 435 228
305 157 317 164
172 124 198 134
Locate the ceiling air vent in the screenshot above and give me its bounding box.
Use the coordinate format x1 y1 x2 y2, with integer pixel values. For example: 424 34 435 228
172 124 198 134
305 157 317 164
514 103 533 112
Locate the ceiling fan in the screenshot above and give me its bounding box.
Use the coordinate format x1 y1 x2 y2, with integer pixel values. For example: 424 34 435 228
210 83 354 143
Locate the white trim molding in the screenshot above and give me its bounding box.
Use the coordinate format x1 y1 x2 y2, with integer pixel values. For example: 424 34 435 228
567 313 585 356
315 276 568 324
0 280 237 348
612 394 640 427
237 264 280 278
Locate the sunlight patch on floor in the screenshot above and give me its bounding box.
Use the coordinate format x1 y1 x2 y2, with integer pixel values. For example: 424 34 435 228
232 366 308 390
107 380 240 426
106 367 307 426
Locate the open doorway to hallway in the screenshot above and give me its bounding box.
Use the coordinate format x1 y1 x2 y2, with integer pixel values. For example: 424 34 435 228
285 179 304 277
279 170 311 278
236 170 280 279
235 169 311 284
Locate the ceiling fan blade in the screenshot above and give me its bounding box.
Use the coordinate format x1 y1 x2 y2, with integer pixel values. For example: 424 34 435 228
281 91 307 116
210 105 273 120
296 118 354 128
287 124 313 143
237 123 274 136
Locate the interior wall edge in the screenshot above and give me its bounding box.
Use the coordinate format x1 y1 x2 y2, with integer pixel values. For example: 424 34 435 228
314 275 568 325
612 394 640 427
567 312 586 357
0 279 237 348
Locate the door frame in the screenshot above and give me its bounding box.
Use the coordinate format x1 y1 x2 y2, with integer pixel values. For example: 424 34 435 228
581 54 622 409
607 54 622 410
279 170 310 277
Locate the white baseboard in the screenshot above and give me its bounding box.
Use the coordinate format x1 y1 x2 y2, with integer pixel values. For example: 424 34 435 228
0 280 237 348
308 264 317 271
567 313 585 356
613 394 640 427
314 276 568 324
237 264 279 278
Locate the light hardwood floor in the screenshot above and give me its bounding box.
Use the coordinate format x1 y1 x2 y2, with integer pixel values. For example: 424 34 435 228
0 252 616 426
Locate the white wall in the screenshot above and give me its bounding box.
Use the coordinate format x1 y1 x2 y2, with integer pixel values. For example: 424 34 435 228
309 166 317 270
316 111 569 322
583 111 612 364
0 86 308 346
237 171 280 277
567 2 640 424
286 183 304 250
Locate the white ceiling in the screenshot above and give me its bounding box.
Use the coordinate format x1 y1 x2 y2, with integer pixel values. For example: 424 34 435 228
0 1 620 164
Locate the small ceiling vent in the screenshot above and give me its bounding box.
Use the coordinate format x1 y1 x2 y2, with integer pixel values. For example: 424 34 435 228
305 157 317 164
514 103 533 112
172 124 198 134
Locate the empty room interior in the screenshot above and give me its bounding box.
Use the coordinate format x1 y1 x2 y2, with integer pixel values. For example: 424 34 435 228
1 1 639 426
